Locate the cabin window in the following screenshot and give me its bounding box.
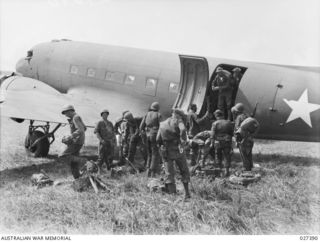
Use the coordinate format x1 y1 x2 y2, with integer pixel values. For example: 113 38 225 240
70 65 79 74
145 78 157 89
125 75 135 85
105 71 125 83
169 82 179 93
105 71 114 81
87 68 96 77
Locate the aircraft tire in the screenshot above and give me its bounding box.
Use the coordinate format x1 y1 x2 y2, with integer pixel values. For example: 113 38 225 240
25 131 50 157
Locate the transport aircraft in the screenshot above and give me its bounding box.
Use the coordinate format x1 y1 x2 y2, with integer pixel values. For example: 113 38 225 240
0 39 319 157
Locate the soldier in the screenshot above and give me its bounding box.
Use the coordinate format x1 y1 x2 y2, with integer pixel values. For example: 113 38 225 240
231 67 243 102
210 109 233 176
232 103 260 171
156 108 191 200
212 68 234 120
120 111 147 169
140 102 162 177
186 104 210 166
191 130 215 168
94 109 116 171
232 67 243 87
231 103 248 131
60 104 86 179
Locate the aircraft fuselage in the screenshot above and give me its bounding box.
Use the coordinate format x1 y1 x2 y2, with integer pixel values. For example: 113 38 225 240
15 40 320 142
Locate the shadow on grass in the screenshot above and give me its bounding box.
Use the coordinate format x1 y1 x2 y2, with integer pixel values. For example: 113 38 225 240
0 153 98 185
230 151 319 167
253 153 320 167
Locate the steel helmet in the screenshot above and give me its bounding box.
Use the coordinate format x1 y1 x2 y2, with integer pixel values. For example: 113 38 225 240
232 103 245 113
188 103 197 112
232 67 242 73
150 102 160 111
100 109 109 116
123 111 134 121
214 109 223 117
172 108 185 118
61 104 75 114
216 67 223 73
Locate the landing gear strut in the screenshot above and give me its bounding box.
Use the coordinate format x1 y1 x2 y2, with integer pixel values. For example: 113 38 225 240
24 120 61 157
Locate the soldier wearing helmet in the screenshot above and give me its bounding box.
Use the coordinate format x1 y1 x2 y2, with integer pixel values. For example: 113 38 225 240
60 104 86 179
140 102 162 177
118 111 147 169
94 109 116 171
231 103 248 130
232 103 259 171
232 67 243 87
211 67 234 120
156 108 191 200
210 109 234 176
186 103 210 166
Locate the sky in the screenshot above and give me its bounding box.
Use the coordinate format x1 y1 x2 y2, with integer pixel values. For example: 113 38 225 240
0 0 319 70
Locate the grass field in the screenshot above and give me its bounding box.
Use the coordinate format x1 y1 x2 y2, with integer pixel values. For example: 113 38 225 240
0 117 319 234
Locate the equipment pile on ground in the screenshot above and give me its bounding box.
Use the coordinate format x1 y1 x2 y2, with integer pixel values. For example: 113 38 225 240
72 160 111 193
194 167 222 178
31 170 53 189
110 166 132 178
228 171 261 186
147 178 166 192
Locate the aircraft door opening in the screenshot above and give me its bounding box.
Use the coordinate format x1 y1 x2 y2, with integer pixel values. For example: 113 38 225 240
174 56 209 114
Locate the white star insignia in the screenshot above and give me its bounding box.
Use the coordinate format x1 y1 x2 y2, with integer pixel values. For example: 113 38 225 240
283 89 320 128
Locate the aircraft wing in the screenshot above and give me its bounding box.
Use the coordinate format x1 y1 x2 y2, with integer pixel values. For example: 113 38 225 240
0 76 150 127
67 86 152 122
0 76 100 127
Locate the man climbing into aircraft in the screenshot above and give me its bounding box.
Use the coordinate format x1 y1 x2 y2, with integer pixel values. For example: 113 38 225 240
232 103 260 171
211 67 234 120
186 103 210 166
156 108 191 200
60 104 86 179
210 109 233 177
140 102 162 177
94 109 116 171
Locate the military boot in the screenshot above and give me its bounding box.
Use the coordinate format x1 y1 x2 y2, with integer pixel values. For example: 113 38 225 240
225 168 230 177
166 183 177 194
146 168 151 177
200 159 205 168
150 170 156 178
190 150 197 166
227 110 232 121
183 182 191 200
70 161 80 179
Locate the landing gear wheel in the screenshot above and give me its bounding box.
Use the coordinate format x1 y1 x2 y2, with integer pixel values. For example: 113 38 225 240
25 130 50 157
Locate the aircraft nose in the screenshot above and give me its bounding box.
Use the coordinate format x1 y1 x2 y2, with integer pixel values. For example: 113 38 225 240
15 57 29 75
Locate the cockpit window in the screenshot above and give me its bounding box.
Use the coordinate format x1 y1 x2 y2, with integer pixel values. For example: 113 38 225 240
25 50 33 60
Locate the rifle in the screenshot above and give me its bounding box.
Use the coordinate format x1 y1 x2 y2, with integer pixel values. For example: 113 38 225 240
237 142 248 165
251 102 259 118
123 156 139 174
117 131 139 173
